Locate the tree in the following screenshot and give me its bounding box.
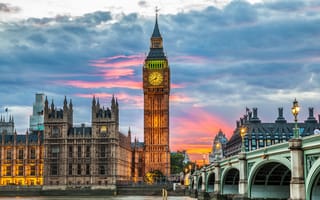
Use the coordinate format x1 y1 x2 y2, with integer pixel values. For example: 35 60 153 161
170 152 184 174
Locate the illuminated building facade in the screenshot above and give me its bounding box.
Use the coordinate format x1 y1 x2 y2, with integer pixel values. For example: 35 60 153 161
209 129 228 163
224 107 320 157
0 131 44 185
43 96 132 189
142 13 170 177
131 137 145 182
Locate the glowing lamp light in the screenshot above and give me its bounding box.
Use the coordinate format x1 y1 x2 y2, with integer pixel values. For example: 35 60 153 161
291 98 300 122
215 142 221 150
291 98 300 138
240 127 246 139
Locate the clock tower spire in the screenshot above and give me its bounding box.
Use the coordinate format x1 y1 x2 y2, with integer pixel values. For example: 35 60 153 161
143 10 170 178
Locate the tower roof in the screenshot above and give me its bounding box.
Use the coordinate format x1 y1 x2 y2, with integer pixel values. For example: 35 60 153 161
146 11 166 60
151 13 161 38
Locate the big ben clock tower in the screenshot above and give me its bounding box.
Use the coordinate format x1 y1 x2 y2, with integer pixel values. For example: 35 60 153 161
143 12 170 177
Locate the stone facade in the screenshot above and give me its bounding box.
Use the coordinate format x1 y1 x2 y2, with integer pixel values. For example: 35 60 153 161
142 13 170 177
43 96 131 189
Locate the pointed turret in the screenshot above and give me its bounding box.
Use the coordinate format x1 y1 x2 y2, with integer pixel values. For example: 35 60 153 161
51 99 54 111
69 99 73 110
128 127 131 137
44 96 49 113
152 11 161 38
111 94 116 106
92 96 96 106
63 96 68 110
147 10 166 60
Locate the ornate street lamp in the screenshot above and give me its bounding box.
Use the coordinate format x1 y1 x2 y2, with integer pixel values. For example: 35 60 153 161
240 127 247 152
291 98 300 138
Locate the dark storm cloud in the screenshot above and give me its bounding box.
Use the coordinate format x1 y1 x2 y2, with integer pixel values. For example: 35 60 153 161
0 3 20 13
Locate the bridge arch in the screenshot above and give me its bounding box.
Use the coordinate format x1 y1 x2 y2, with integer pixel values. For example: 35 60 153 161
248 159 291 199
221 167 239 194
206 172 215 192
306 158 320 200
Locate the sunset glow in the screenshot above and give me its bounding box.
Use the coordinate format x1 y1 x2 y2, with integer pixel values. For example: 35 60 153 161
1 0 319 172
89 54 145 68
63 80 141 89
171 107 234 162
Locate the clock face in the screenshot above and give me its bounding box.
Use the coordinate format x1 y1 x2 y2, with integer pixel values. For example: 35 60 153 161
101 126 107 133
148 71 163 86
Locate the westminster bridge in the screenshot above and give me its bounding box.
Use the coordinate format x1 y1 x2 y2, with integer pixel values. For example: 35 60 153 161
189 134 320 200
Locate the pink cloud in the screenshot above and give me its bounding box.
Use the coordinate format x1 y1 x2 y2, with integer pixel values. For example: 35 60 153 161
62 80 142 89
170 93 194 103
101 68 135 79
89 54 145 68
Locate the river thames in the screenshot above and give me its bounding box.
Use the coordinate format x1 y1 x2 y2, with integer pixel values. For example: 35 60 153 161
0 196 196 200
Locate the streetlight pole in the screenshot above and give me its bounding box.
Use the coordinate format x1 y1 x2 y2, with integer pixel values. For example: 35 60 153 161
291 98 300 139
240 127 247 152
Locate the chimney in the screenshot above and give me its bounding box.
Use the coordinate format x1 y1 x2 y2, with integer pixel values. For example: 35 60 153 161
275 107 286 123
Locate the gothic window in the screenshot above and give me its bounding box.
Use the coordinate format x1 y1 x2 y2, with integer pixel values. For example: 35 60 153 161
30 148 36 159
52 126 60 137
86 146 90 158
30 166 36 176
68 146 73 158
6 149 12 160
17 149 23 160
78 146 82 158
100 146 105 157
99 165 105 175
6 166 11 176
50 164 58 175
68 164 72 175
18 166 23 176
51 146 59 158
77 164 81 175
86 164 90 175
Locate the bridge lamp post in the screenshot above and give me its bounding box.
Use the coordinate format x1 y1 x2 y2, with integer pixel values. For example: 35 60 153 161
240 127 247 152
291 98 300 139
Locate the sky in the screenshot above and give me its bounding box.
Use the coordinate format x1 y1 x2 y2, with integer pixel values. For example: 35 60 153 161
1 0 320 162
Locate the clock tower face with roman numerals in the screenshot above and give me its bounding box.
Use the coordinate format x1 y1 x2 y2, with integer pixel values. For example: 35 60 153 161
143 13 170 177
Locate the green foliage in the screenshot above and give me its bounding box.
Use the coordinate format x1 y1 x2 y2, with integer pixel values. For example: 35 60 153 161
170 152 184 174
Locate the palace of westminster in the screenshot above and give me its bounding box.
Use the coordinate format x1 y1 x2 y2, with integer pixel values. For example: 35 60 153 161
1 14 320 189
0 14 170 188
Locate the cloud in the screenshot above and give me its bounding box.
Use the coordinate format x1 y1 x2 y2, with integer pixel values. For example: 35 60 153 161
89 54 145 68
1 0 320 156
0 3 20 13
138 1 148 8
62 80 142 89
